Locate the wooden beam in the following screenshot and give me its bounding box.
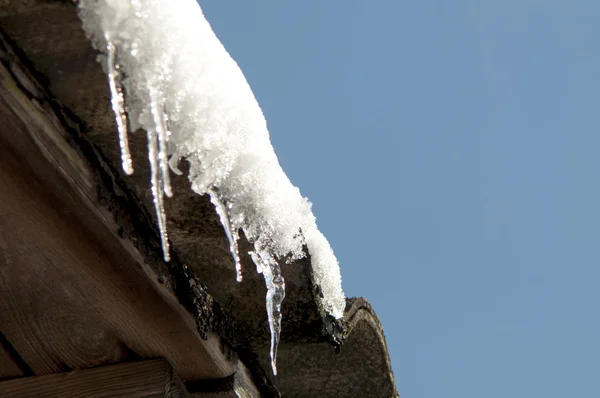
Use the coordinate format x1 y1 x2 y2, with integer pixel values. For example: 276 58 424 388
0 359 190 398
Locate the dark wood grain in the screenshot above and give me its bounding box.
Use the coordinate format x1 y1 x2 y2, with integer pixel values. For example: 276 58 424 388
0 358 190 398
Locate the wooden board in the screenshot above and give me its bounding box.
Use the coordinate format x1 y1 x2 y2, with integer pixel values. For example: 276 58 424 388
0 359 189 398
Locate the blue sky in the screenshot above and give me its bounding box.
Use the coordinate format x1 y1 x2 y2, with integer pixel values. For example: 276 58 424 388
200 1 600 396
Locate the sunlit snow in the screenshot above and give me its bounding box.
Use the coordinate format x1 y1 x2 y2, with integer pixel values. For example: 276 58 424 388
78 0 345 373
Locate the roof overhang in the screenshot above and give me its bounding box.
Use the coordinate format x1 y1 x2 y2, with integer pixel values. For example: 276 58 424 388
0 1 398 396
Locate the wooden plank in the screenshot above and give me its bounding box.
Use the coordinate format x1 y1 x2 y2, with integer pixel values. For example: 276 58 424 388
0 359 190 398
0 203 130 375
0 28 234 380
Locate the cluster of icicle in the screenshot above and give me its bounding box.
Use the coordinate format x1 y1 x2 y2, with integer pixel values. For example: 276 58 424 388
77 0 345 375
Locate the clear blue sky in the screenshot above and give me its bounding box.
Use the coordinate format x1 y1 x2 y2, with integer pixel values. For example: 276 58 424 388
200 1 600 396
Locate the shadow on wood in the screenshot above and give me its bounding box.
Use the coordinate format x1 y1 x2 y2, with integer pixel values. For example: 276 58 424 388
0 359 189 398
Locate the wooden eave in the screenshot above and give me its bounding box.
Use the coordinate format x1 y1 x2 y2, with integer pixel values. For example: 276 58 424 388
0 1 399 396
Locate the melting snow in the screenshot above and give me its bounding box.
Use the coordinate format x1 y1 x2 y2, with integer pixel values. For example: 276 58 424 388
78 0 345 373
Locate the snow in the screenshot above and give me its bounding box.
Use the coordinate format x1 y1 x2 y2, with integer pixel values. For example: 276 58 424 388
77 0 346 373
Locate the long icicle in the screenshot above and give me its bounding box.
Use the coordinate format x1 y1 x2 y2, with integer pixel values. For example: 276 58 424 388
147 89 171 262
249 250 285 375
209 189 243 282
105 33 133 175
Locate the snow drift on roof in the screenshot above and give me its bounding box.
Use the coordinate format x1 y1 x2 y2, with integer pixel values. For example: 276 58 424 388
77 0 345 373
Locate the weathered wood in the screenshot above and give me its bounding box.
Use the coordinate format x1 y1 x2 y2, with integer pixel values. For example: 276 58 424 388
0 26 234 381
0 359 190 398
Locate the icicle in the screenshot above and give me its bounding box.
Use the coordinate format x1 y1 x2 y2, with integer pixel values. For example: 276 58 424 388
147 90 170 261
249 250 285 375
105 34 133 175
209 189 242 282
168 154 184 176
149 92 173 198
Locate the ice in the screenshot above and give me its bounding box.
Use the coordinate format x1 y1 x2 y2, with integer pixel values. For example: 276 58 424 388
146 89 171 262
149 89 173 198
78 0 346 373
105 34 133 175
250 250 285 375
208 188 242 282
